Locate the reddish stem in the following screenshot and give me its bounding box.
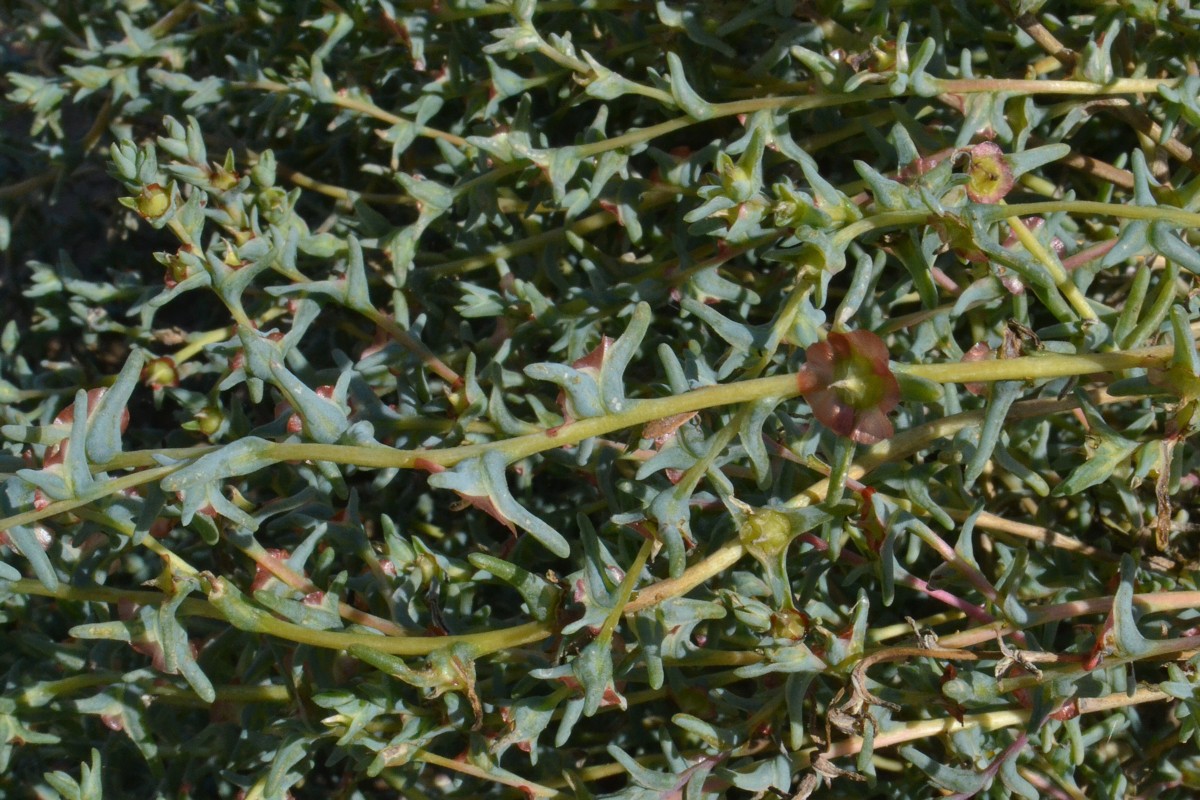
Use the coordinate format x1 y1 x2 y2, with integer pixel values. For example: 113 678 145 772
1061 238 1118 271
799 533 995 625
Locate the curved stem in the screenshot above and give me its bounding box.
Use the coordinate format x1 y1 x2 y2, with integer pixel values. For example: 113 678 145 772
9 353 1169 536
1005 212 1098 321
626 540 745 613
7 578 553 658
215 598 554 658
897 345 1169 384
408 749 559 798
599 540 653 644
938 589 1200 650
0 464 178 532
0 171 59 200
236 80 468 148
998 201 1200 229
572 77 1182 161
801 686 1170 768
238 539 410 636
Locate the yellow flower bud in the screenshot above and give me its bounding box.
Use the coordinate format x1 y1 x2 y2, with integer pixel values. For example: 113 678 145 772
136 183 172 219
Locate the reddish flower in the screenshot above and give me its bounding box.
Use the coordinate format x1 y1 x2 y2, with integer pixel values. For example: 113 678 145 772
796 330 900 445
961 141 1014 203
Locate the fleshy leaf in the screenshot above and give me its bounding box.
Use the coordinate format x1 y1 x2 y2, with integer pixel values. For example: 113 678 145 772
469 552 562 621
1052 394 1139 496
428 452 569 557
963 380 1022 486
85 350 144 464
666 52 714 119
899 746 990 795
1111 555 1152 657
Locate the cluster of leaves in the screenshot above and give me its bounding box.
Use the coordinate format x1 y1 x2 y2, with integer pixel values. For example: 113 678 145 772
3 0 1200 797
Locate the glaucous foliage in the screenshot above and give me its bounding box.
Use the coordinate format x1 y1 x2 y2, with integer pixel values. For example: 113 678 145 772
2 1 1200 797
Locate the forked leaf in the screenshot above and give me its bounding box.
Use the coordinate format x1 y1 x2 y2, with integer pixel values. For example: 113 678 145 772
6 525 58 590
899 745 989 795
523 361 604 418
85 349 144 464
824 590 870 666
269 360 350 443
666 52 714 119
1006 142 1070 178
581 51 644 100
994 546 1031 625
998 752 1039 800
265 735 310 800
572 639 623 716
648 485 692 577
737 397 783 486
1052 394 1138 496
492 693 561 765
599 301 651 413
163 437 275 489
428 452 569 557
1111 554 1152 657
964 380 1022 487
469 552 562 621
732 642 826 679
158 578 215 702
607 744 680 792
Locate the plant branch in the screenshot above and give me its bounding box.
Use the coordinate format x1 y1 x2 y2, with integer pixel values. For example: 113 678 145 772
801 686 1170 767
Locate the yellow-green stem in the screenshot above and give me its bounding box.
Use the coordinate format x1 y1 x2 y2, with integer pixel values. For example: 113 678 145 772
801 686 1169 767
1006 213 1098 321
598 539 653 644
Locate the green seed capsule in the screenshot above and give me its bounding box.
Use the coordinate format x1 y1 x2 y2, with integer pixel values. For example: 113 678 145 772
136 183 172 219
738 507 793 561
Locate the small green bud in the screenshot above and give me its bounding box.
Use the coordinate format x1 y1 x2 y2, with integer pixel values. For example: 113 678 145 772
210 165 239 192
256 187 289 224
769 607 809 641
192 406 225 438
738 507 794 562
157 245 197 286
142 357 179 389
717 152 757 203
136 183 172 219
